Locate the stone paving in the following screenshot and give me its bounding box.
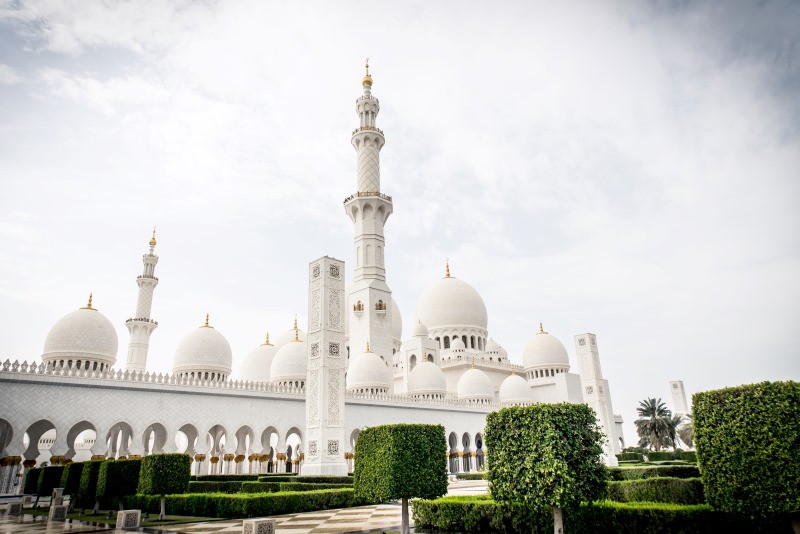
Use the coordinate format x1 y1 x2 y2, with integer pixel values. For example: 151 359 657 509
0 480 489 534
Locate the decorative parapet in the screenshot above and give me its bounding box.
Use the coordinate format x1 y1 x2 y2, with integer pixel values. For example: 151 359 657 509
342 192 393 204
344 388 498 411
440 356 522 373
136 275 159 281
125 317 159 325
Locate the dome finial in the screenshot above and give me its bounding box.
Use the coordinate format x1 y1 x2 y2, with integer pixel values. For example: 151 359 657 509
202 313 210 328
445 258 450 278
149 227 157 247
471 356 475 369
82 292 94 310
293 316 299 342
538 322 547 335
263 331 271 346
511 366 516 376
365 341 371 352
362 58 373 87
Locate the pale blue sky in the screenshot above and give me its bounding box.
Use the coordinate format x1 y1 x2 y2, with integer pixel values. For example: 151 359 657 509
1 0 798 443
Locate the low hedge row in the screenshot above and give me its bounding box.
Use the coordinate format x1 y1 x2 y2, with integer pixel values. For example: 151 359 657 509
258 475 353 484
190 474 262 482
616 452 644 462
412 497 795 533
608 477 705 505
189 481 245 494
278 482 352 492
455 473 487 480
647 450 697 462
608 465 700 481
124 489 356 518
60 462 84 495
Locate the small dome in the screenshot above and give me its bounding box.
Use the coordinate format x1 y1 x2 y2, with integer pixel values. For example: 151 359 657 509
499 373 534 406
416 275 488 331
485 339 500 352
42 300 118 368
392 298 402 341
412 321 429 337
451 337 466 350
270 338 306 385
347 345 391 392
523 324 569 370
456 368 494 401
407 361 447 397
173 319 233 379
272 326 307 349
238 335 277 383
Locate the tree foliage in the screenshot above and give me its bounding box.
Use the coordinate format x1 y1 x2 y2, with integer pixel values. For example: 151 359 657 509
137 453 191 496
60 461 84 496
485 403 608 512
96 459 141 505
353 424 448 503
634 398 673 451
77 460 104 508
694 381 800 517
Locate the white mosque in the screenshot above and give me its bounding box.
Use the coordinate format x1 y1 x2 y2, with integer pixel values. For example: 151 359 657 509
0 64 625 492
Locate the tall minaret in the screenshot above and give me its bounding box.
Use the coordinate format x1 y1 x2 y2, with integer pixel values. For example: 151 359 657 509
344 60 394 367
125 229 159 371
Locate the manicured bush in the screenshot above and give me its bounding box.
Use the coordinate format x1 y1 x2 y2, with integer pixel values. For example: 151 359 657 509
191 474 260 482
412 497 796 533
608 477 705 505
486 404 607 533
354 424 448 534
456 473 487 480
138 453 191 519
649 460 691 466
77 460 104 509
256 475 351 484
124 488 356 518
60 462 84 496
189 481 245 494
96 459 141 508
23 468 40 494
616 452 644 462
680 451 697 463
647 451 678 462
240 481 280 493
278 482 351 492
37 465 64 497
695 381 800 518
608 465 700 481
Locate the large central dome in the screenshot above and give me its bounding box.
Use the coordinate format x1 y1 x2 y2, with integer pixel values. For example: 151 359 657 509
415 275 488 331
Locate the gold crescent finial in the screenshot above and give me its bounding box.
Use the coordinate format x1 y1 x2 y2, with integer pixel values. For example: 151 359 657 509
365 58 369 75
365 341 371 352
362 58 373 87
263 332 271 346
293 316 299 341
471 356 475 369
203 313 210 327
445 258 450 278
82 292 94 309
538 322 547 334
149 227 157 247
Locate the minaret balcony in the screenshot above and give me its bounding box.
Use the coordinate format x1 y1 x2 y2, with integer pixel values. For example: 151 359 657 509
137 275 159 281
375 301 387 315
352 126 384 135
126 317 158 326
343 192 393 204
353 301 365 315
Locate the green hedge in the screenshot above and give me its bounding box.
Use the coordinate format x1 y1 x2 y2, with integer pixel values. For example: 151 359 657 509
256 475 351 484
456 473 487 480
240 482 280 493
694 381 800 518
608 465 700 481
77 460 104 507
37 465 64 497
412 497 796 533
189 481 245 494
96 459 142 507
191 474 261 482
24 468 41 494
616 452 644 462
124 489 356 518
60 462 84 496
138 453 191 496
608 477 705 505
278 482 352 492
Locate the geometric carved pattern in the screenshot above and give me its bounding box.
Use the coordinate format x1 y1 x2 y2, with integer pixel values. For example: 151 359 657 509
48 505 68 522
308 370 319 425
329 264 340 278
116 510 141 529
328 369 340 425
329 289 340 330
313 264 321 278
6 502 23 515
578 338 586 346
586 386 594 395
357 146 381 193
329 342 340 358
308 440 318 457
310 289 321 332
327 440 339 456
243 519 275 534
310 342 319 359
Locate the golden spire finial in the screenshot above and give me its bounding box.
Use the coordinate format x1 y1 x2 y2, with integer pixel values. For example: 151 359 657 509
538 322 547 335
445 258 450 278
203 313 210 328
293 316 299 341
365 341 371 352
511 367 516 376
471 356 475 369
82 292 94 310
263 332 271 346
149 227 157 247
362 57 373 87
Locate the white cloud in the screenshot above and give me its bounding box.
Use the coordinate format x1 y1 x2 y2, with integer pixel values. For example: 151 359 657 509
0 63 21 83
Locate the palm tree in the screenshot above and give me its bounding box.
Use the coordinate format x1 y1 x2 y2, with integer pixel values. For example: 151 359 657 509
665 414 684 450
634 398 672 452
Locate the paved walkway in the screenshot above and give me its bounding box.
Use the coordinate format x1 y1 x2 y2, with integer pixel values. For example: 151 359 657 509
0 480 489 534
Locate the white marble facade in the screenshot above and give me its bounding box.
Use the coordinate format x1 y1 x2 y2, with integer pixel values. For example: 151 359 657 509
0 65 626 492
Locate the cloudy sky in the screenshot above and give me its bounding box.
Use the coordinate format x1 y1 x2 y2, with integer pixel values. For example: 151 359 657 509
1 0 798 443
